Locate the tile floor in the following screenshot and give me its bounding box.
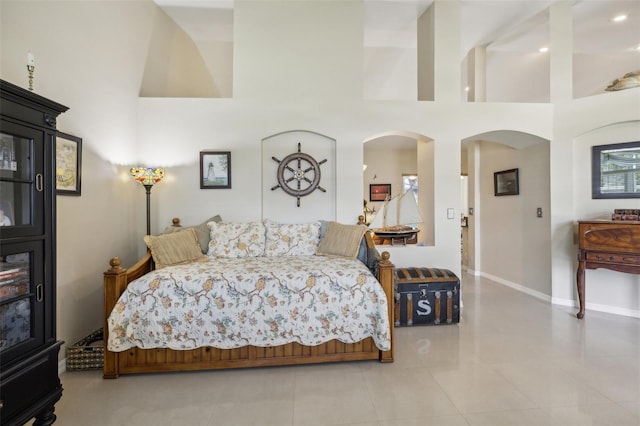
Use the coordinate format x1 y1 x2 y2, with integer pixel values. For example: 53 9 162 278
51 273 640 425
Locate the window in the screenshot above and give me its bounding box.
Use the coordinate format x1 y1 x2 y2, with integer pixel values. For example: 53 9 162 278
403 174 418 199
592 141 640 199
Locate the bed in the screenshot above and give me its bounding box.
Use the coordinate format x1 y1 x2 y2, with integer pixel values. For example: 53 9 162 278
103 218 394 379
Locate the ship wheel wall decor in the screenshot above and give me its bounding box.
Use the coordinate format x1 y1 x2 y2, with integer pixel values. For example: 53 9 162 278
271 143 327 207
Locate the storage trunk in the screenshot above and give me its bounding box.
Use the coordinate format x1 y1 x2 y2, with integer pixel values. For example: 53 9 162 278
394 267 460 326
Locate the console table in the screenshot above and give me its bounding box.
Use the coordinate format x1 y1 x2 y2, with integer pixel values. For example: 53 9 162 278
576 220 640 319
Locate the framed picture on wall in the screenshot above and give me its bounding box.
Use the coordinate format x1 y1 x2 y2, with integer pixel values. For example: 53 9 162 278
200 151 231 189
370 183 391 201
494 168 519 196
56 132 82 196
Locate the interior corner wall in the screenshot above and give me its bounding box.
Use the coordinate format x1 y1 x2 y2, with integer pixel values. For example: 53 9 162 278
431 1 460 102
417 5 434 101
467 47 486 102
364 46 418 101
479 142 525 286
520 142 551 296
140 7 217 98
198 40 234 98
464 140 479 273
417 139 434 246
232 0 364 101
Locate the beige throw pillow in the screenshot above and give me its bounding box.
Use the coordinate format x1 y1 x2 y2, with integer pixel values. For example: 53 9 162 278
163 214 222 253
144 228 207 269
316 222 367 258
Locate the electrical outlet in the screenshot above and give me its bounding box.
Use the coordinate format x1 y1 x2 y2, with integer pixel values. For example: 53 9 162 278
469 207 474 215
447 208 454 219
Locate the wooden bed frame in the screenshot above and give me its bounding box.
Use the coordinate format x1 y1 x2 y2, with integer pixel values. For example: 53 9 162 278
103 232 394 379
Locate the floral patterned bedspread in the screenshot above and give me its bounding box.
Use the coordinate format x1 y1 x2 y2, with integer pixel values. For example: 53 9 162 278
107 255 391 352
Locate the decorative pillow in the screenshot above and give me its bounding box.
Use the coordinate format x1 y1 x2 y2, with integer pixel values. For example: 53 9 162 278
208 221 266 258
264 219 321 256
316 221 367 258
163 215 222 253
144 228 207 269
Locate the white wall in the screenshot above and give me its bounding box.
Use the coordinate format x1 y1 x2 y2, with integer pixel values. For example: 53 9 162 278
233 0 363 101
550 89 640 316
262 130 336 222
570 121 640 316
476 140 551 300
0 0 159 356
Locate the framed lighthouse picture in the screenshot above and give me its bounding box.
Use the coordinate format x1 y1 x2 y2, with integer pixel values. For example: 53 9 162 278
200 151 231 189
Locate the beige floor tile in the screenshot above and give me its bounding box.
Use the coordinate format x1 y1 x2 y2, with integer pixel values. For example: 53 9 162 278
492 360 609 407
379 415 470 426
429 362 537 414
548 402 640 426
292 370 378 426
47 273 640 426
364 366 460 420
464 408 556 426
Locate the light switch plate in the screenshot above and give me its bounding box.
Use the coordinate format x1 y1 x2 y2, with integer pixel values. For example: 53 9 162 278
447 208 454 219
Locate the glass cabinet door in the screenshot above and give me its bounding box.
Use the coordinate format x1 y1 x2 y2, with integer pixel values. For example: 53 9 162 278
0 241 44 365
0 120 44 238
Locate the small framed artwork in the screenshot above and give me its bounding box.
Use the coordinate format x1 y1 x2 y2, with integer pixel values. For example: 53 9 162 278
56 132 82 196
370 183 391 202
200 151 231 189
494 168 519 196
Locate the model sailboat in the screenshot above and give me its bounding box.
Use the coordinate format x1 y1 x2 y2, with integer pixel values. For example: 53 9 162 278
369 189 423 244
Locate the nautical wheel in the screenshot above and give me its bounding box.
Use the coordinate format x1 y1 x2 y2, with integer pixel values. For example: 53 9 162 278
271 143 327 207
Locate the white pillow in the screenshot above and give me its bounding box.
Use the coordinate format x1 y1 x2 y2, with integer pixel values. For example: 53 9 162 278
264 219 321 256
207 221 266 258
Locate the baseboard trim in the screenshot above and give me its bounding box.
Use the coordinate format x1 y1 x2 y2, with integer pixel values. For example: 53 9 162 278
59 357 66 375
478 273 640 319
480 272 551 302
552 297 640 318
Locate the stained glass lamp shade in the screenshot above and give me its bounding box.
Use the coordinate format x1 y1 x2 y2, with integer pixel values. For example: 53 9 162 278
130 167 165 235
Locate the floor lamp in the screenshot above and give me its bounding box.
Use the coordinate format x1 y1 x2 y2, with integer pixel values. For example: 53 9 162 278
130 167 165 235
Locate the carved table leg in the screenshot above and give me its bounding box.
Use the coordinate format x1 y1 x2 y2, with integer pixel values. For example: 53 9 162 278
576 260 585 319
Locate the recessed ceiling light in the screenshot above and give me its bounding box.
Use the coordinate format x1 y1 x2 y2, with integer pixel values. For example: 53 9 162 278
613 14 627 22
464 86 470 92
539 47 549 53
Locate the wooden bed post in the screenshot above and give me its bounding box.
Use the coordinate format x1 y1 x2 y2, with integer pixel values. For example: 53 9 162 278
377 251 394 362
103 257 127 379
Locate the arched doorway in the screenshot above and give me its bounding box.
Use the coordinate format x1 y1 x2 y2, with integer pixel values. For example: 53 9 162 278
462 130 552 298
364 131 434 246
